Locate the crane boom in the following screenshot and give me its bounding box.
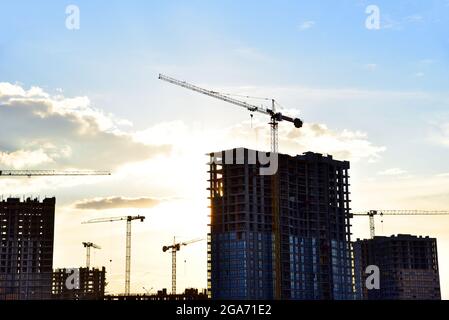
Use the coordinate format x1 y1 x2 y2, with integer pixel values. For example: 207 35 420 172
0 170 111 177
181 238 204 246
351 209 449 238
82 215 145 224
158 74 304 147
159 74 271 116
353 210 449 216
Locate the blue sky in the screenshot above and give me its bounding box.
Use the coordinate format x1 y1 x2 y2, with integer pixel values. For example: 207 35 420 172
2 1 449 139
2 1 449 92
1 0 449 296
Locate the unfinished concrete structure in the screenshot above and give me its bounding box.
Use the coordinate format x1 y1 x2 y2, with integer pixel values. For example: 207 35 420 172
52 267 106 300
0 197 55 300
354 234 441 300
208 148 354 300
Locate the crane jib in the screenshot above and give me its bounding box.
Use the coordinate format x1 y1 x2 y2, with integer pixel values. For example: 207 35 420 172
158 74 303 131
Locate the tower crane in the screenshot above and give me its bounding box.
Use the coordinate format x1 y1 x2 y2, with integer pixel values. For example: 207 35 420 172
159 74 304 299
158 74 303 154
82 242 101 269
350 210 449 239
82 215 145 295
0 170 111 177
162 237 204 295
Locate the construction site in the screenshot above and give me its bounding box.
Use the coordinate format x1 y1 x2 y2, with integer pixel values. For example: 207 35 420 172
0 74 448 301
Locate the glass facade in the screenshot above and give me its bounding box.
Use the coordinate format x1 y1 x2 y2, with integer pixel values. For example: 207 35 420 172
211 231 273 299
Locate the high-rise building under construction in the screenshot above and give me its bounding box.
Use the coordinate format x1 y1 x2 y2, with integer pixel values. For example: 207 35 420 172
208 148 354 300
0 197 55 300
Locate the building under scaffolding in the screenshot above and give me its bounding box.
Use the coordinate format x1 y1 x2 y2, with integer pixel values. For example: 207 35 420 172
208 148 354 300
0 197 55 300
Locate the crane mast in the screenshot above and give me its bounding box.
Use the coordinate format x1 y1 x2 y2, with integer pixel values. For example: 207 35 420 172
162 237 204 295
82 215 145 295
82 242 101 268
351 210 449 238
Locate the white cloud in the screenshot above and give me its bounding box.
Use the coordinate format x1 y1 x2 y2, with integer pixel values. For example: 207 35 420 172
414 72 425 78
0 82 27 96
298 20 315 31
75 196 164 210
283 123 385 162
0 149 54 168
225 120 385 162
0 82 51 98
0 83 171 170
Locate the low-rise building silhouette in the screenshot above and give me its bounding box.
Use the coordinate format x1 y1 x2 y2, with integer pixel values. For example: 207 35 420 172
105 288 208 301
52 267 106 300
354 234 441 300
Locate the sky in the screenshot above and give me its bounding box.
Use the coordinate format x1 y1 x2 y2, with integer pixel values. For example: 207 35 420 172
1 0 449 298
